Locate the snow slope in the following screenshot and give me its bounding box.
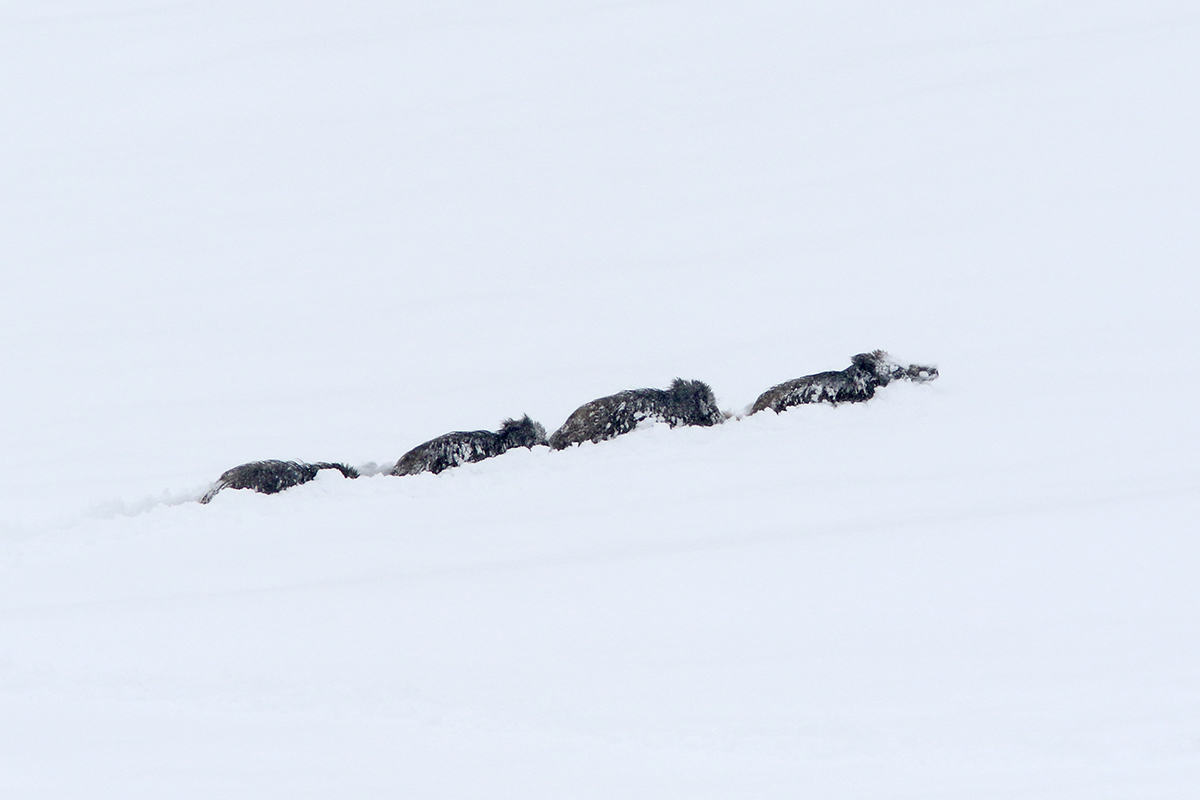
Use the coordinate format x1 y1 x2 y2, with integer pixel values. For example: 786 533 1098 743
1 1 1198 796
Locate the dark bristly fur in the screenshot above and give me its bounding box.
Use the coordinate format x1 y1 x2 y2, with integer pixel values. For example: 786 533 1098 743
390 415 549 476
549 378 724 450
750 350 938 415
194 360 934 502
199 460 359 504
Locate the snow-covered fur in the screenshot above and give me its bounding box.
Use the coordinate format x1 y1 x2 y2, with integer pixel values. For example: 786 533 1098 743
750 350 938 414
390 415 549 476
199 460 358 504
549 378 724 450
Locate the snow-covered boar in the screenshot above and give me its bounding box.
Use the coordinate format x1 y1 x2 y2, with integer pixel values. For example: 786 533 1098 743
750 350 938 414
196 358 935 502
199 460 359 503
391 415 549 476
549 378 724 450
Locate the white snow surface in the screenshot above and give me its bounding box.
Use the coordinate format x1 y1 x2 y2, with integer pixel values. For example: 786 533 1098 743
2 1 1198 796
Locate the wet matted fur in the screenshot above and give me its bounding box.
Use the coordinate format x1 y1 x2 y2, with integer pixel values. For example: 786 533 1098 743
390 415 549 476
199 460 359 504
750 350 938 415
549 378 724 450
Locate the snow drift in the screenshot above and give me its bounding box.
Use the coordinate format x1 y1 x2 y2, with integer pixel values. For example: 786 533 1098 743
1 1 1197 797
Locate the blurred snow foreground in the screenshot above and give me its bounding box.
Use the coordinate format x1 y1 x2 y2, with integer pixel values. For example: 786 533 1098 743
2 0 1199 798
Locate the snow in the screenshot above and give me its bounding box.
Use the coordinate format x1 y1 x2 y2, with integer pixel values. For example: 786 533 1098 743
2 1 1198 796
